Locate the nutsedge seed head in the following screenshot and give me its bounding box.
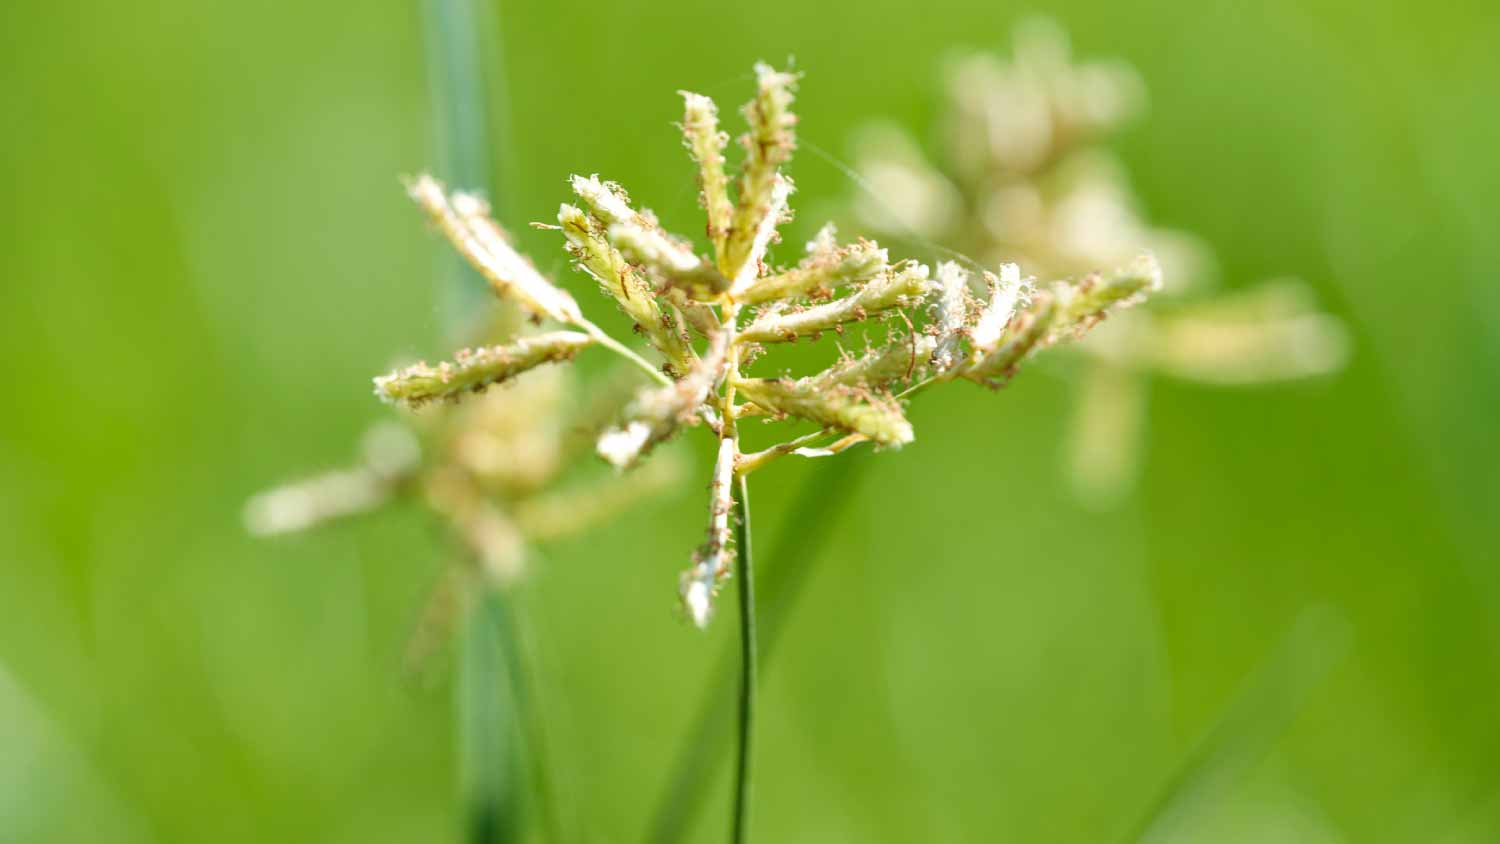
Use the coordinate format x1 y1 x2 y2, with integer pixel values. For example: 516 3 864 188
342 65 1183 629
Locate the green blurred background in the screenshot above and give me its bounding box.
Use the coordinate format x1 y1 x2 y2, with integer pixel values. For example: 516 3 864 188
2 0 1498 841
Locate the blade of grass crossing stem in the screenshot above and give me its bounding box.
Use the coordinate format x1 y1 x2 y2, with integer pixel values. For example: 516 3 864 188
461 593 525 843
423 0 532 841
424 0 509 328
645 455 870 843
733 475 756 844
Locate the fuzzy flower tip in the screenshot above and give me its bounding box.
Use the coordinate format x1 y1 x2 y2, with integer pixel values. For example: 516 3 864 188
597 421 652 469
682 578 714 628
407 174 582 324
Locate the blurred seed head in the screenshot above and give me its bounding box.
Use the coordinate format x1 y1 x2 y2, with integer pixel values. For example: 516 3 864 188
843 20 1348 503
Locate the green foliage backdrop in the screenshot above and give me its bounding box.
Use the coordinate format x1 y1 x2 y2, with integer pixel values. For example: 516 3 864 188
1 0 1496 841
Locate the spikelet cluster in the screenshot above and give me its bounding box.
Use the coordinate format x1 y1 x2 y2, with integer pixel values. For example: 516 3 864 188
332 66 1165 627
848 20 1349 503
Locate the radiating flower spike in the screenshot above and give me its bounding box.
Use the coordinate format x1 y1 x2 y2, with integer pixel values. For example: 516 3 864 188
739 230 889 305
812 335 936 390
1051 253 1163 339
373 331 594 408
608 220 729 300
963 254 1158 386
679 91 733 261
733 377 914 446
725 63 798 280
558 202 696 374
407 174 582 324
737 263 933 345
729 173 794 295
244 423 420 537
569 174 729 299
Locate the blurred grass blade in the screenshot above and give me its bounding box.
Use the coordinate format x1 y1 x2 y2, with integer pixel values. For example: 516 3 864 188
460 592 525 843
423 0 529 841
645 455 869 843
1126 606 1352 844
424 0 509 327
514 588 573 844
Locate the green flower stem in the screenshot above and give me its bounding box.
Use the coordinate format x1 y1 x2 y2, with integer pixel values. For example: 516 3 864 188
722 285 755 842
732 474 755 844
577 318 674 387
643 456 867 844
735 430 832 476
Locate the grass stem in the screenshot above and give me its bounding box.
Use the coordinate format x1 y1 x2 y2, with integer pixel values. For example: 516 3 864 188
579 318 673 386
732 474 756 844
644 455 867 843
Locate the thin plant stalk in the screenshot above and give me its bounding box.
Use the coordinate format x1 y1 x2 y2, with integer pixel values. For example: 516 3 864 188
460 592 524 843
644 455 867 843
732 475 756 844
422 0 530 841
